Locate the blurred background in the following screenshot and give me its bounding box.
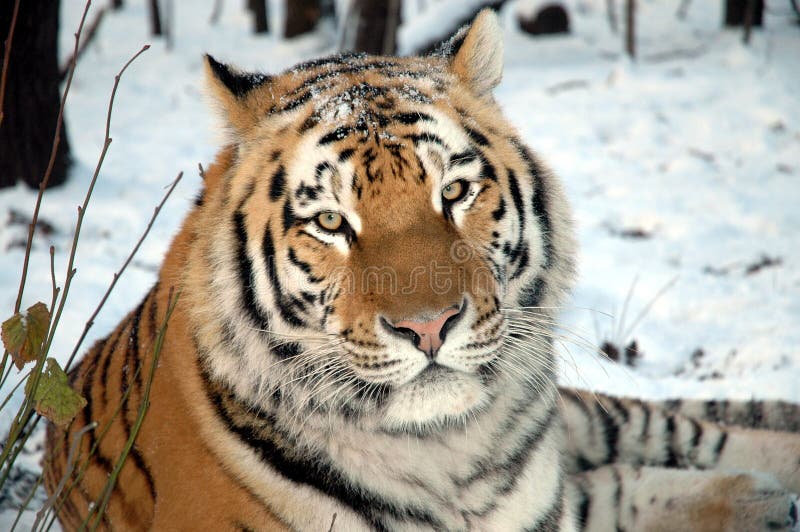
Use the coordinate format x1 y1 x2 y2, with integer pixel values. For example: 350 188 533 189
0 0 798 522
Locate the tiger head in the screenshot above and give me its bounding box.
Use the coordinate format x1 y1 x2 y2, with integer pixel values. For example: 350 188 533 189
188 10 576 434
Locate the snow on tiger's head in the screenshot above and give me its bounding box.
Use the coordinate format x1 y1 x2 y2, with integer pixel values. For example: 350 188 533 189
192 10 576 432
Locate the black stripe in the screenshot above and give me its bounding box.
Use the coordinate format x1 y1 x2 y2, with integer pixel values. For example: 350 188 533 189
518 276 545 307
282 199 296 234
595 401 619 464
478 154 498 181
394 112 434 124
338 148 355 162
269 166 286 201
314 161 336 182
512 138 554 268
575 479 591 529
465 127 490 147
319 126 353 145
507 168 526 238
492 198 506 220
712 431 728 462
705 400 721 423
639 400 651 442
200 371 440 531
404 132 447 148
233 211 271 331
689 417 703 448
448 149 478 167
298 116 318 133
119 294 157 504
262 223 306 328
664 415 679 467
746 399 764 427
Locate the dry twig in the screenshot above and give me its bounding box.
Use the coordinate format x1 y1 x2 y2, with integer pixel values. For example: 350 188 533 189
59 6 107 81
0 0 21 126
65 171 183 370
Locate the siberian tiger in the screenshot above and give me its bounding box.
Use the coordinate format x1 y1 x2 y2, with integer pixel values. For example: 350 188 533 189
44 9 800 531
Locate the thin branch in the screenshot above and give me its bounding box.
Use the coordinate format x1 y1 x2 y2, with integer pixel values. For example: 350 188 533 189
31 422 98 532
86 289 180 531
0 42 150 490
0 0 21 126
59 6 107 81
11 0 91 316
43 44 150 363
0 1 92 472
65 171 183 371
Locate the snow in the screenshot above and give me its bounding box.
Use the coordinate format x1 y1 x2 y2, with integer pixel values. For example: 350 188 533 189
1 0 799 527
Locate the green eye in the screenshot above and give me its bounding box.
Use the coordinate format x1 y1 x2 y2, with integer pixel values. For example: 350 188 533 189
317 212 344 232
442 180 467 201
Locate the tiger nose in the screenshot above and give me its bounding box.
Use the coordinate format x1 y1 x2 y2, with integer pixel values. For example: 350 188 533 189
381 305 464 359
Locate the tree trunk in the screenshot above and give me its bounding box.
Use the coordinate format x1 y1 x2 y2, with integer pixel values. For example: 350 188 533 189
285 0 321 39
149 0 163 36
248 0 268 34
518 4 570 36
625 0 636 59
0 0 70 189
342 0 402 54
724 0 763 27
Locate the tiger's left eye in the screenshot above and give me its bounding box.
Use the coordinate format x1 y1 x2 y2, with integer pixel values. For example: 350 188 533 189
317 212 344 232
442 180 468 202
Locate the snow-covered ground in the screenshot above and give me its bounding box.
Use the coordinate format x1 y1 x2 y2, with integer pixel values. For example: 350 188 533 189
1 0 798 526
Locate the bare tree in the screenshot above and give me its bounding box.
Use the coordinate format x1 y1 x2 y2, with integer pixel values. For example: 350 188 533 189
742 0 756 44
625 0 636 59
149 0 163 36
286 0 322 38
1 0 71 189
248 0 268 33
341 0 402 54
724 0 763 27
518 4 570 36
606 0 618 33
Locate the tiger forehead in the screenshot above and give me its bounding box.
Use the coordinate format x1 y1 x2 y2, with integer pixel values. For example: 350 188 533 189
260 54 452 118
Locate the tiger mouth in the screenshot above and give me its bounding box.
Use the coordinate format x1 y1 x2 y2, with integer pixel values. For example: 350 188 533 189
413 362 454 384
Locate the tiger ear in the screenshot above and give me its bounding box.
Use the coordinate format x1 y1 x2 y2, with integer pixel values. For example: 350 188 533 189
438 9 504 99
203 55 272 136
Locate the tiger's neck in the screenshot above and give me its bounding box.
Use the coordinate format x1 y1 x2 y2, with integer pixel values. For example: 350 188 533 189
197 350 563 531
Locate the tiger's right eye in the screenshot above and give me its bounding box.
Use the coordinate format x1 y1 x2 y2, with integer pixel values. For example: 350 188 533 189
316 212 344 232
442 180 467 202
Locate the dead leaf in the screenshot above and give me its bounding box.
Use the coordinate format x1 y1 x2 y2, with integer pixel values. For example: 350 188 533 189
27 358 86 428
2 302 51 369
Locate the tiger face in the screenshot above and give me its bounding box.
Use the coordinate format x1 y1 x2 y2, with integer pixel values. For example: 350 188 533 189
191 11 575 434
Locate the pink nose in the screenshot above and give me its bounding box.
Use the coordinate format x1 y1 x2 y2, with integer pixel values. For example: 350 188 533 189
384 306 463 358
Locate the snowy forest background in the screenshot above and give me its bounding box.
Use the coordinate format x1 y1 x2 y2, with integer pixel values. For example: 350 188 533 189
0 0 799 527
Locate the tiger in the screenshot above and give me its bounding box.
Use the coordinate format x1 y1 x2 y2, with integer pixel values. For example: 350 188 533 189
44 9 800 531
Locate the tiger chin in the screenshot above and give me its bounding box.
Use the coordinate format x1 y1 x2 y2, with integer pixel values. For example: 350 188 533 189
44 9 800 532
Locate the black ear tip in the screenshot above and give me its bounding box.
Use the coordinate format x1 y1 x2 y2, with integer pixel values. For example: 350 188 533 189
205 53 230 77
205 53 271 98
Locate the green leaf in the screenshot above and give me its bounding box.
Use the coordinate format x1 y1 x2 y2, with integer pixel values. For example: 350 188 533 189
27 358 87 428
1 302 51 369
